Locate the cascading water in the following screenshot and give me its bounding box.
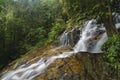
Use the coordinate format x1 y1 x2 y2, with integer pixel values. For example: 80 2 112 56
1 14 120 80
59 28 76 46
73 19 107 53
114 13 120 29
59 31 70 46
1 52 75 80
113 12 120 24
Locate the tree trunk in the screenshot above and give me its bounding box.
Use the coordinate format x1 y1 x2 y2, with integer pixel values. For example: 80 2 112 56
102 15 118 37
101 0 118 37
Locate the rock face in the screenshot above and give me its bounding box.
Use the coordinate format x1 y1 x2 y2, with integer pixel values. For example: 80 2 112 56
59 27 81 47
34 53 120 80
35 53 82 80
1 45 118 80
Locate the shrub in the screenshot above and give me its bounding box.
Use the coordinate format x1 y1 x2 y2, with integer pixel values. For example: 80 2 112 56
47 19 65 44
102 34 120 65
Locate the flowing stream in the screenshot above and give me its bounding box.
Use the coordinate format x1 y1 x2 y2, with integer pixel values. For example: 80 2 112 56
1 14 120 80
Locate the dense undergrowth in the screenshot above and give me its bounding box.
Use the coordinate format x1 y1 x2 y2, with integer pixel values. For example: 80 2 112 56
102 34 120 77
102 35 120 64
0 0 66 69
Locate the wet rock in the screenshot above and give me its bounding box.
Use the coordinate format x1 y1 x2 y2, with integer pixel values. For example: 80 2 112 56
13 61 27 69
34 53 82 80
59 27 82 47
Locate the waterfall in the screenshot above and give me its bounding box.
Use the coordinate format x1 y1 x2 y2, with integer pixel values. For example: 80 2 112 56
73 19 107 53
59 31 70 46
1 14 120 80
90 33 107 53
113 12 120 24
113 13 120 30
59 28 76 46
1 52 75 80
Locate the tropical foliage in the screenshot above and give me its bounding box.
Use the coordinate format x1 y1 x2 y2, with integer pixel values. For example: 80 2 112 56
0 0 65 69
